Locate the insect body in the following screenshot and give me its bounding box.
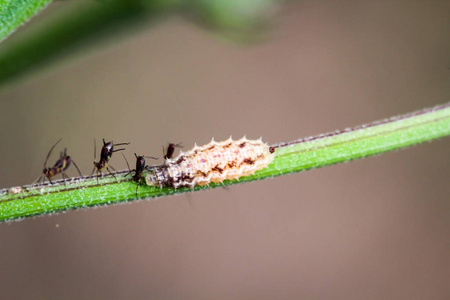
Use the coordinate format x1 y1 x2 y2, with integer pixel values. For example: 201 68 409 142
92 139 130 179
124 153 157 196
146 137 275 189
40 139 82 184
164 143 183 160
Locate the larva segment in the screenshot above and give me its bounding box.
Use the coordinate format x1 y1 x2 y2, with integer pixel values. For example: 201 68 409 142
146 137 275 189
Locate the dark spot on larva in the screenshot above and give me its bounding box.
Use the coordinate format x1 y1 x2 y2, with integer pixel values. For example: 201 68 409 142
180 172 194 182
223 143 232 148
208 145 215 150
269 147 275 153
243 158 255 165
212 165 223 174
196 170 207 177
228 161 237 168
166 176 175 187
239 142 246 148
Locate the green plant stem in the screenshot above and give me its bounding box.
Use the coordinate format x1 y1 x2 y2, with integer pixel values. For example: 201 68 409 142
1 103 449 222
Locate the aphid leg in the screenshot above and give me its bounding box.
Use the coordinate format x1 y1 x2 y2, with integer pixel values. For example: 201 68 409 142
221 183 230 191
93 138 97 161
33 176 43 185
106 166 118 181
22 186 34 196
121 153 132 177
186 192 195 209
92 165 101 184
61 171 68 187
72 160 82 177
135 181 140 197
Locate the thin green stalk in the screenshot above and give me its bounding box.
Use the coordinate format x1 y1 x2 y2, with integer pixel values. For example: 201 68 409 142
1 103 449 222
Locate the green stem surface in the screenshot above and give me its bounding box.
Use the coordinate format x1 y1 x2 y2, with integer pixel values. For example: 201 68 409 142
1 103 449 222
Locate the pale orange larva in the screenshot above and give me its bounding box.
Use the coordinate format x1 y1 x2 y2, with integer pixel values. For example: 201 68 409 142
145 137 275 189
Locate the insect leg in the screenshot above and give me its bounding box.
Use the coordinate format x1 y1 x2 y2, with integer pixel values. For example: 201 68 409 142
121 153 132 177
61 171 68 186
106 166 118 180
72 160 82 177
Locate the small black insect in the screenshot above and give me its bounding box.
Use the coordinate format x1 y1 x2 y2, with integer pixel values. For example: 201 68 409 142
123 153 157 196
163 143 183 160
92 139 130 181
40 139 82 184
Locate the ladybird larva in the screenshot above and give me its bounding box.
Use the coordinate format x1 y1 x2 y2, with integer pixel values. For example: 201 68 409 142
145 137 275 189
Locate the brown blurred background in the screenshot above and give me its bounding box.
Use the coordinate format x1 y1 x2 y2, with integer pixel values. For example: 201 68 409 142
0 0 449 299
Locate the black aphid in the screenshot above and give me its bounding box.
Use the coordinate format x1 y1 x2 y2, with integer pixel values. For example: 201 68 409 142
92 139 130 181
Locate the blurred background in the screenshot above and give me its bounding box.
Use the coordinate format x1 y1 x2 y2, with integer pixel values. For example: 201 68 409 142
0 0 449 299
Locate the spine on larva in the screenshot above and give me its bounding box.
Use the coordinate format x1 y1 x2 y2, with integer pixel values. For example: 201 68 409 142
146 137 275 189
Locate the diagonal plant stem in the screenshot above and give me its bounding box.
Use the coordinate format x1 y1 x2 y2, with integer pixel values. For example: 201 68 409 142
0 103 449 222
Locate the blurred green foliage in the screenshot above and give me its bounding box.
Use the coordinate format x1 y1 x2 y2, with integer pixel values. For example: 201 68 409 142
0 0 281 86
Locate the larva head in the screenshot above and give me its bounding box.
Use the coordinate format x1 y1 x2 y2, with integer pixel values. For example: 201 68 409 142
145 169 160 187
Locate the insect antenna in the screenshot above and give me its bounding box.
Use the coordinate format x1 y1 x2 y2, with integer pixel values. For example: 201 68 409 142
113 142 130 147
144 155 158 160
144 155 159 169
112 141 131 154
44 138 62 169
